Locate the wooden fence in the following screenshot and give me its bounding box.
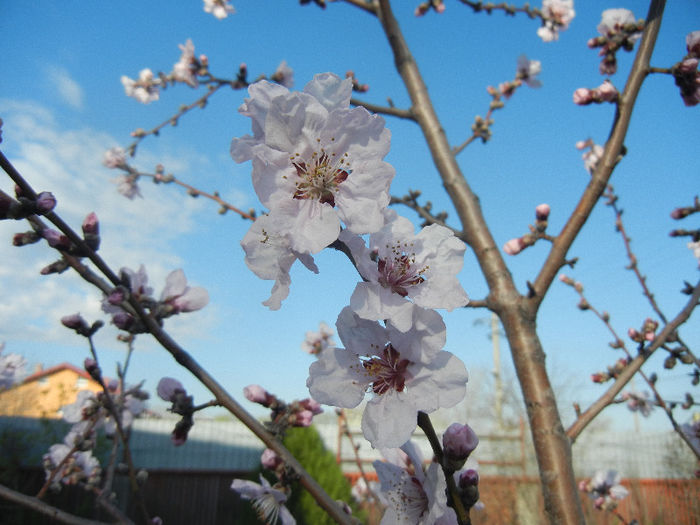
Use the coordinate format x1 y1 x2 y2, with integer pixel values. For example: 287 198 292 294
1 468 698 524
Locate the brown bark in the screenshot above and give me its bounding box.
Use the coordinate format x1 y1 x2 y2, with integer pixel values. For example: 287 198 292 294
374 0 667 522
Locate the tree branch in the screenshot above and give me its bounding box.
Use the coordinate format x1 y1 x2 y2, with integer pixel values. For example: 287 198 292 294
0 484 112 525
350 97 415 120
567 278 699 441
530 0 667 309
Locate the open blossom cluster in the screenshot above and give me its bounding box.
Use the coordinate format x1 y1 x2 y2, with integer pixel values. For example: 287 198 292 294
301 321 335 354
537 0 575 42
233 73 470 450
579 470 629 511
576 138 604 175
203 0 235 19
621 390 654 417
44 382 148 487
498 55 542 99
373 440 480 524
0 342 26 389
589 8 643 75
573 80 618 105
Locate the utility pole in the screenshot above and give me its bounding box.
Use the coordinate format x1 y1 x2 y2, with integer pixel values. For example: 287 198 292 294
491 312 504 430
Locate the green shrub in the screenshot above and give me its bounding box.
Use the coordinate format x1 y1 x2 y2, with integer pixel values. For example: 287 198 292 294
282 425 366 525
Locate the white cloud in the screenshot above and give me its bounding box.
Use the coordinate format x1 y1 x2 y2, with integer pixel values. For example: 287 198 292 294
0 98 217 349
45 66 85 110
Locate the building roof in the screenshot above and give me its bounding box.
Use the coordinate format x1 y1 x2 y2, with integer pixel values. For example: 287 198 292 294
21 362 93 384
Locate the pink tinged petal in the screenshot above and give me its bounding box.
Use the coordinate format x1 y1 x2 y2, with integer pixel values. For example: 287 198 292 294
302 72 353 112
263 273 291 310
609 484 629 501
161 269 187 300
385 305 446 364
231 478 267 499
174 287 209 312
306 347 368 408
400 441 427 484
241 214 317 310
335 306 388 358
687 30 700 57
273 197 341 254
407 352 469 413
362 391 419 449
338 229 378 281
349 282 416 333
231 81 292 163
374 460 428 524
157 377 185 402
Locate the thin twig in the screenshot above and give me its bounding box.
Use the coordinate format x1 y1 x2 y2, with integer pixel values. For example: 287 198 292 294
350 97 414 120
1 151 358 525
417 411 470 525
530 0 667 308
567 279 700 445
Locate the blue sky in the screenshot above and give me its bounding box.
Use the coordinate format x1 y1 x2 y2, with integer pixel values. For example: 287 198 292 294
1 1 698 434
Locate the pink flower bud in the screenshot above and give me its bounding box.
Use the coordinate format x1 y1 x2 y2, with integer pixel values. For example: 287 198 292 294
687 30 700 57
535 203 551 221
298 398 323 415
43 229 71 250
243 384 271 406
292 409 314 427
35 192 57 214
82 212 99 235
670 207 690 220
103 147 126 169
596 80 618 102
84 358 100 378
573 88 593 105
261 448 282 470
112 312 135 331
591 373 606 383
459 469 479 488
627 328 640 340
503 237 526 255
157 377 185 402
443 423 479 464
61 313 88 331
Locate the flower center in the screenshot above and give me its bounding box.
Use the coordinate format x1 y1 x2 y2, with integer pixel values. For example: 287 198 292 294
288 139 350 207
362 344 412 395
377 242 428 297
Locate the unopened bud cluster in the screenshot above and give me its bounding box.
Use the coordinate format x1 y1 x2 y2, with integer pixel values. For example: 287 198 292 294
244 384 323 433
61 314 104 339
157 377 195 446
503 203 551 255
591 357 630 384
1 187 56 221
627 317 658 344
573 80 618 105
31 212 102 271
672 31 700 107
414 0 445 17
587 9 644 75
